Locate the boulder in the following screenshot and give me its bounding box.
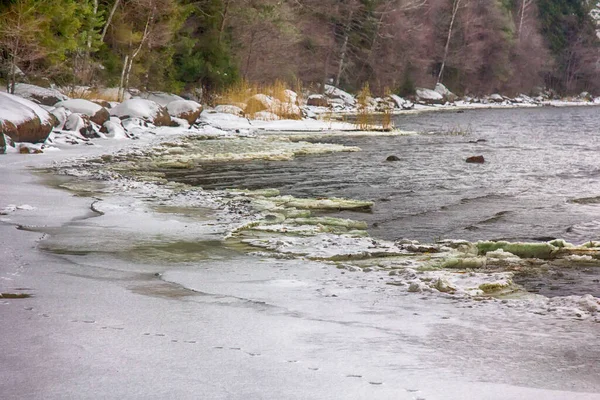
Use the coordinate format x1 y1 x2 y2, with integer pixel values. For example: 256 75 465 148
214 105 244 116
324 85 356 107
110 99 173 126
245 94 301 119
283 89 299 105
386 155 400 162
416 88 444 104
101 117 127 139
64 114 100 138
466 155 485 164
307 94 329 107
14 83 68 106
136 91 184 106
388 94 414 110
579 92 593 101
50 106 70 128
245 94 275 114
166 100 202 125
488 94 504 103
0 92 54 144
54 99 110 126
434 83 457 102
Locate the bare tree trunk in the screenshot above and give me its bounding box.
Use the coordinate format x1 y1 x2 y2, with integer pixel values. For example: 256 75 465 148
518 0 529 40
218 0 230 44
335 10 354 88
243 31 256 80
437 0 462 85
118 54 129 101
100 0 121 43
81 0 99 84
322 47 332 93
121 10 154 98
9 38 20 94
87 0 98 50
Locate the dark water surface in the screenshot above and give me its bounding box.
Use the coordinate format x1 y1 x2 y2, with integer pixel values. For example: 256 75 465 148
169 106 600 244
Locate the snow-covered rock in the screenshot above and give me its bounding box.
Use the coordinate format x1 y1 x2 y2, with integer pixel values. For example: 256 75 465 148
64 114 100 138
307 94 329 107
102 118 127 140
245 94 301 119
166 100 202 125
0 92 55 144
136 91 184 106
388 94 414 110
434 83 457 102
14 83 68 106
50 106 70 129
110 99 173 126
283 89 298 105
324 85 356 107
488 93 504 103
54 99 110 126
245 94 276 114
214 105 244 116
416 88 444 104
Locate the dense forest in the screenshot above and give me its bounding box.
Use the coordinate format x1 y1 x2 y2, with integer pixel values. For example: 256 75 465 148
1 0 599 98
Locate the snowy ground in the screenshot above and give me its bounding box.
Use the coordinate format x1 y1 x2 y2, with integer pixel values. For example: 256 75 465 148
1 120 600 399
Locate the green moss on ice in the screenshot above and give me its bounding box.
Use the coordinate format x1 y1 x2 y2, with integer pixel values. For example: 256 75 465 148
227 188 281 198
478 282 510 293
440 257 487 269
477 241 558 259
290 217 368 230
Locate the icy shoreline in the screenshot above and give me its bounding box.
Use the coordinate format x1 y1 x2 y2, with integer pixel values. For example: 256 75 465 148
2 119 600 399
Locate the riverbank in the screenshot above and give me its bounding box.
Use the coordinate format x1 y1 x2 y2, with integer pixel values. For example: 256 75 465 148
2 120 600 399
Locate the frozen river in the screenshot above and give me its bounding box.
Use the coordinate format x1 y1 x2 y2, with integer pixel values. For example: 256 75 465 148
169 106 600 244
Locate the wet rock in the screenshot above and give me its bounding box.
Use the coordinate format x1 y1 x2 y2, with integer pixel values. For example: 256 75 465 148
18 144 44 154
386 155 400 161
307 94 329 107
0 92 54 144
433 278 455 293
408 282 423 292
466 155 485 163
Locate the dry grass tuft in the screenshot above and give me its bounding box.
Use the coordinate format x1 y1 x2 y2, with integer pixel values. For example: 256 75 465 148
216 80 302 120
381 87 395 131
355 82 373 130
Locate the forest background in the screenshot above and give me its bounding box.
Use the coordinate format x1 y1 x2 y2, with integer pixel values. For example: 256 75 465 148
1 0 599 99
